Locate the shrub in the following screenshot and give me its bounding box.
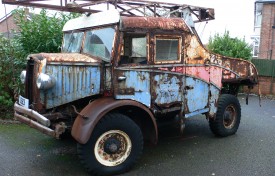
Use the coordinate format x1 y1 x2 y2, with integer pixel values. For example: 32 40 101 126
208 30 252 61
0 9 80 118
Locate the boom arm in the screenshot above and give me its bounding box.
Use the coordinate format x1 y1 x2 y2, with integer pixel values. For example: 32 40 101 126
3 0 214 22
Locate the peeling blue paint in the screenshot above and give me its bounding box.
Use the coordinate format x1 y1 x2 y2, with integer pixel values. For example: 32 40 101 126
116 71 151 107
42 64 100 109
153 74 182 105
209 85 220 116
185 77 209 113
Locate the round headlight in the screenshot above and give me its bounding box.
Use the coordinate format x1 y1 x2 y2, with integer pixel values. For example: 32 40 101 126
36 73 56 90
20 70 26 84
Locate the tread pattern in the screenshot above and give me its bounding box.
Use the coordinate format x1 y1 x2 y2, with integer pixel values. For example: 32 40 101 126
209 94 241 137
77 113 143 176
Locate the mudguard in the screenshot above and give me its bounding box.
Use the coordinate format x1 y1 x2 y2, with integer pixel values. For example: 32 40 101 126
71 97 158 144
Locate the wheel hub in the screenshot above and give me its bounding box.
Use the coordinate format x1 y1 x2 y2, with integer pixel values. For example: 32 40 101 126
104 138 121 154
94 130 132 166
224 111 232 121
223 105 236 129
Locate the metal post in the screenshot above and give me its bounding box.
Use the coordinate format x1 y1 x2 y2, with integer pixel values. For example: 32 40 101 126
115 0 117 9
270 61 275 94
154 4 156 17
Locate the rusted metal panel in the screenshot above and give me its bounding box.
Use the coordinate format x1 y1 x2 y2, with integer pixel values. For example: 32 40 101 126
221 57 258 84
210 66 223 88
39 53 102 64
114 64 218 117
185 77 209 113
115 71 151 107
44 64 101 109
184 66 222 88
121 16 190 32
152 73 182 106
208 85 219 117
26 53 102 110
185 35 210 65
71 97 158 144
114 25 259 119
184 34 258 86
105 66 112 90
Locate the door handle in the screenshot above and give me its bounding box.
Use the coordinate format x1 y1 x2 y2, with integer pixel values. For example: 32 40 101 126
118 76 126 81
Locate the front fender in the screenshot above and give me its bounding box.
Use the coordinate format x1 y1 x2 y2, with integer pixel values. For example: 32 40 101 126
71 97 157 144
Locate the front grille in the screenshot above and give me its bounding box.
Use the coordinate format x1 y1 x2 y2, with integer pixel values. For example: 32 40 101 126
25 59 35 107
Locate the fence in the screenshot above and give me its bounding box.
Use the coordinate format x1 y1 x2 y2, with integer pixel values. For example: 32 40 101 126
251 59 275 95
252 59 275 77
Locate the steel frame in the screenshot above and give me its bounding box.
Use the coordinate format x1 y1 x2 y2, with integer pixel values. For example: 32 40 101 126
2 0 215 22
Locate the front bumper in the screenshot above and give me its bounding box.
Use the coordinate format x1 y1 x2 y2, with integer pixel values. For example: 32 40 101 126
14 102 65 138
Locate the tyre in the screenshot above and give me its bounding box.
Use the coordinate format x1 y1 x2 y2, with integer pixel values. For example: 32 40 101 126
209 94 241 137
77 113 143 176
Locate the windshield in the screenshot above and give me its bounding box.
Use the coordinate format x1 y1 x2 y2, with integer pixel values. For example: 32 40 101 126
62 32 84 53
62 27 115 62
83 27 115 62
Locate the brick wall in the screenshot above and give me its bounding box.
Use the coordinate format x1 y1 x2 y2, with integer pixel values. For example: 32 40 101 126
259 3 275 59
0 15 19 34
243 76 275 95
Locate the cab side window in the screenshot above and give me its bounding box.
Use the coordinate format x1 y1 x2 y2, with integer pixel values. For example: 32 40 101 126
120 33 147 65
155 36 181 63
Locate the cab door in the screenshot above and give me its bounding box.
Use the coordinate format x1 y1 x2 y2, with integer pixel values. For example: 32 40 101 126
114 32 151 107
151 35 184 109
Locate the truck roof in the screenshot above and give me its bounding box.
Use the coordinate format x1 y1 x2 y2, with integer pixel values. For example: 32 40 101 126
63 9 191 32
62 10 120 32
121 16 190 32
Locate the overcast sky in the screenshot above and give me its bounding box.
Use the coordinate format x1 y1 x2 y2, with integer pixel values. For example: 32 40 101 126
182 0 256 43
0 0 256 43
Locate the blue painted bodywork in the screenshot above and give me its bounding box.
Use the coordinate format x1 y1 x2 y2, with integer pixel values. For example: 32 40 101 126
42 64 100 109
115 71 151 107
208 84 220 116
115 66 219 118
185 77 209 113
153 74 182 105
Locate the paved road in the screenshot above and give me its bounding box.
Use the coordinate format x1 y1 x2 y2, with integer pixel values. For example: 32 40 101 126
0 95 274 176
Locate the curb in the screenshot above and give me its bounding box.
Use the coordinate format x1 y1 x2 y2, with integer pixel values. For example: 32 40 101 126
0 119 21 124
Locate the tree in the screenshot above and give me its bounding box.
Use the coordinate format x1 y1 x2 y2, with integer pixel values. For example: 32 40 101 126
14 8 80 56
0 35 24 115
208 30 252 61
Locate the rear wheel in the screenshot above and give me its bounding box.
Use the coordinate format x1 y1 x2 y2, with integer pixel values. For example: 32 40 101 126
77 113 143 176
209 94 241 137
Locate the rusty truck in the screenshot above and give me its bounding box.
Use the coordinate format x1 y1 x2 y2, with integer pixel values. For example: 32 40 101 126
5 0 259 175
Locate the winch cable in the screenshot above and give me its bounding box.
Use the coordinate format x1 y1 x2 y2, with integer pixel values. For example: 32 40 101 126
200 21 208 38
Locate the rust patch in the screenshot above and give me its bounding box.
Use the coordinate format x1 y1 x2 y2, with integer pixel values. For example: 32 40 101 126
185 35 210 65
31 53 102 63
221 57 259 85
121 16 190 32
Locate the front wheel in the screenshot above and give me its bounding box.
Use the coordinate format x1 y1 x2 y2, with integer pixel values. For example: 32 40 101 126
209 94 241 137
77 113 143 176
